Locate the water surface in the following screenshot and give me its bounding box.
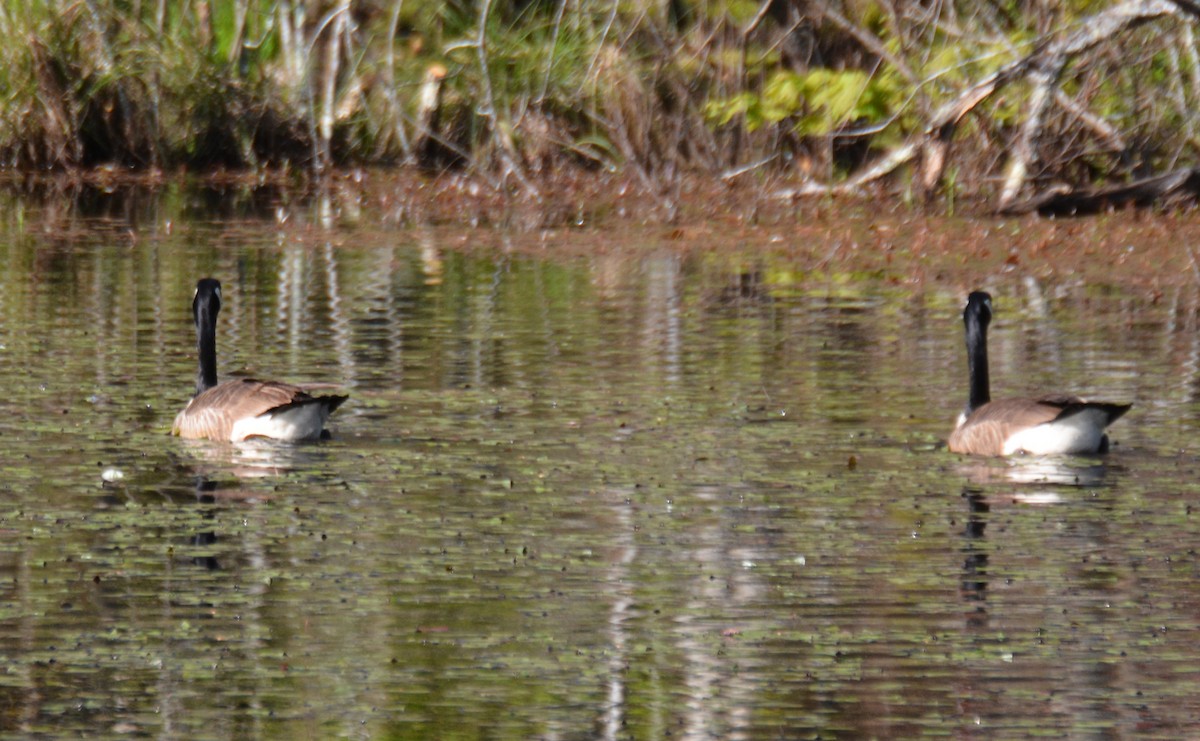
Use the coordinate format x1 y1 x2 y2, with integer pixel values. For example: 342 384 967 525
0 195 1198 738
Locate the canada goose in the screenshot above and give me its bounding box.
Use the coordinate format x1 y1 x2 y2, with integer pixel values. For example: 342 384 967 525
947 291 1130 456
172 278 348 442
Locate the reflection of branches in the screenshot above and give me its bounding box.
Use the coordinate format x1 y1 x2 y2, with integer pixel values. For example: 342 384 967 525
323 242 355 389
600 493 636 741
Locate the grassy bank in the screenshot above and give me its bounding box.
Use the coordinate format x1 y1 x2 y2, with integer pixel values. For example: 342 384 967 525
1 1 1198 211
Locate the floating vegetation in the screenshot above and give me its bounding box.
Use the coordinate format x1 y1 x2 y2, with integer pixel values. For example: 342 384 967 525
1 201 1199 736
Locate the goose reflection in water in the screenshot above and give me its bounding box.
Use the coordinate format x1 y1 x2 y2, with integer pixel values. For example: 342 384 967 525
174 436 339 480
955 455 1113 496
960 489 990 629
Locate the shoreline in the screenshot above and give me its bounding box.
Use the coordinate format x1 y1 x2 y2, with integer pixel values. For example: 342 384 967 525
0 166 1196 295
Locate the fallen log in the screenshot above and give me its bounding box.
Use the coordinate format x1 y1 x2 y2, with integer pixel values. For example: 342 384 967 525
1000 167 1200 216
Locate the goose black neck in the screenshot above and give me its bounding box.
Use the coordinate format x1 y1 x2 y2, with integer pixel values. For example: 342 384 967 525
964 306 990 413
194 299 219 395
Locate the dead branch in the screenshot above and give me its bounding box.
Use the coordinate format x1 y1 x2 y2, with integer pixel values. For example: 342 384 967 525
996 0 1195 208
780 0 1200 210
1053 90 1126 153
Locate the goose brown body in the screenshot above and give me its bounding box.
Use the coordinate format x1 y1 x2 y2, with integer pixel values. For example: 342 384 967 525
948 394 1129 457
173 379 348 441
948 291 1129 457
173 278 347 442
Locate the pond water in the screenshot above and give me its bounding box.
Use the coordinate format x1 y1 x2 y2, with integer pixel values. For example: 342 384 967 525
1 190 1199 738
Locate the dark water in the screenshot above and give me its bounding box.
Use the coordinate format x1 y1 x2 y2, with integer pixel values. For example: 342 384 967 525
0 195 1198 738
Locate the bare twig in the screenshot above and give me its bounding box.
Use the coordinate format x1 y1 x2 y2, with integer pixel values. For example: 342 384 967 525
475 0 538 197
743 0 773 36
382 0 411 159
535 0 568 106
316 3 347 171
721 154 779 181
776 142 918 198
811 0 917 83
1186 243 1200 284
1054 90 1126 152
228 0 248 64
584 0 620 85
295 2 353 171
